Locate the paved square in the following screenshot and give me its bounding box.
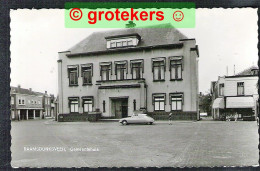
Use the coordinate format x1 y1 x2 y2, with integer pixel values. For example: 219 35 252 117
11 119 258 167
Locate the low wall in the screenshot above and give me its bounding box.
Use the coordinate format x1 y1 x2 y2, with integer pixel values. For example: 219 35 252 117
88 112 102 122
147 111 198 120
58 114 88 122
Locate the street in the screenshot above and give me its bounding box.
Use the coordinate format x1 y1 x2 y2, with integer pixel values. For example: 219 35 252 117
11 119 258 168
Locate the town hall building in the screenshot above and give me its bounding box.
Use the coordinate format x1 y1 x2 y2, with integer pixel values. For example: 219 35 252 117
57 24 199 120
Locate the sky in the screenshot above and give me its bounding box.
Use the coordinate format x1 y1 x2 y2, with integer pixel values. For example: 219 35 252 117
10 8 258 96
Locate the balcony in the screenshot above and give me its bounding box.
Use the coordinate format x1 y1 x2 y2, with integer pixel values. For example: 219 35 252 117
96 79 145 89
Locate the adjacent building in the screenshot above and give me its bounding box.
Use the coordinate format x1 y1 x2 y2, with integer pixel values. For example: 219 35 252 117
43 91 51 117
42 92 57 118
211 66 259 120
58 24 200 120
11 86 44 120
11 85 57 120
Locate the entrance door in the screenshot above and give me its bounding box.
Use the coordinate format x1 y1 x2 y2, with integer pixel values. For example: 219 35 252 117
121 100 128 118
111 98 128 118
20 110 26 120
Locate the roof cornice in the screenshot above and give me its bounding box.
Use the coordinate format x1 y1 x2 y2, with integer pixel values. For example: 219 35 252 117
67 43 183 57
225 75 258 78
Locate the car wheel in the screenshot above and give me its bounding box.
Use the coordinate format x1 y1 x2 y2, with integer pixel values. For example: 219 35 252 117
149 122 153 125
122 120 128 125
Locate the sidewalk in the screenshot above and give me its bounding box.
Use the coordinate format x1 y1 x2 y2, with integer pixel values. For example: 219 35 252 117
155 120 197 124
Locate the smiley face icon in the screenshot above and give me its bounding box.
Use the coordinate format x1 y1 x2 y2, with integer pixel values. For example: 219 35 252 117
173 11 184 22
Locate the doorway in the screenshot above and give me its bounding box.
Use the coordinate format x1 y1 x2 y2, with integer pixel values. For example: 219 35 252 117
20 109 26 120
111 98 128 118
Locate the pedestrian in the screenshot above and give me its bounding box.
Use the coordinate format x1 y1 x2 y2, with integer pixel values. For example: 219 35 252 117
235 112 238 122
169 113 172 125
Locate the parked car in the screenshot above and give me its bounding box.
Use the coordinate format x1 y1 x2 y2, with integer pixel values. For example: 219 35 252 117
119 114 154 125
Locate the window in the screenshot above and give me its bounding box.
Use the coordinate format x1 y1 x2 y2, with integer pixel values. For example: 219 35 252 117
111 42 116 48
18 98 24 105
237 82 244 95
219 84 224 96
103 100 106 112
100 63 112 81
110 40 133 48
69 98 79 113
11 97 14 105
127 40 133 46
169 57 183 80
122 41 127 47
152 58 165 81
153 94 166 111
115 61 127 80
170 93 183 111
81 64 93 85
106 35 140 49
131 60 143 79
31 100 34 104
83 98 93 113
251 69 258 75
38 101 41 104
68 66 78 86
116 42 122 47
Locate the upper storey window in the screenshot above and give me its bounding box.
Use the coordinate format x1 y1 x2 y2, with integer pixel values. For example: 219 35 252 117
237 82 244 96
67 65 79 86
81 64 93 85
169 56 183 80
115 61 127 80
130 59 144 79
100 62 112 81
152 57 166 81
105 33 141 49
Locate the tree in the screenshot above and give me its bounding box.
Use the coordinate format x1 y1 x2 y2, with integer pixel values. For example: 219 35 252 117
199 92 212 116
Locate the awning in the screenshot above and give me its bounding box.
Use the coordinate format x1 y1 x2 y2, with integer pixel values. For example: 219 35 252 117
212 98 224 109
226 96 254 108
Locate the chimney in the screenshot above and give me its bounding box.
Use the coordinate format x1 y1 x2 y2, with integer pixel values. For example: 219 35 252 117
45 91 47 94
234 65 236 75
29 88 32 91
18 84 21 89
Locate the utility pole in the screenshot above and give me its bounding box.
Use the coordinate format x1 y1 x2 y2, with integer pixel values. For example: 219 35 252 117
226 66 228 76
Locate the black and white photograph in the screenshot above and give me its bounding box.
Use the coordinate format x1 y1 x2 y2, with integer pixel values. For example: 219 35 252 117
9 8 258 168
